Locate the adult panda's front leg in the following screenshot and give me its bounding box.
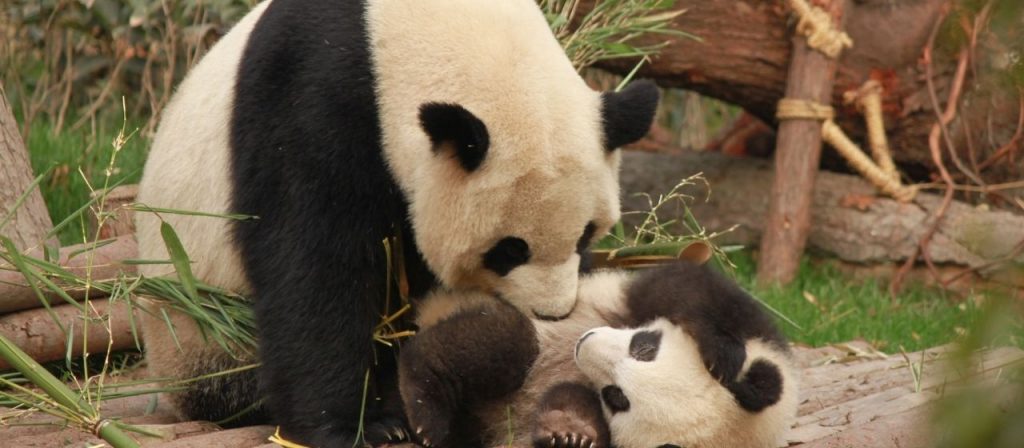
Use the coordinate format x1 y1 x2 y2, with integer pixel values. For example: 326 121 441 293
399 299 539 448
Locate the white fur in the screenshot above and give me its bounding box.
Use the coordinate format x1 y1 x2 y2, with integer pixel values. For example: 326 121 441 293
577 320 799 448
133 1 270 404
416 270 798 448
368 0 621 318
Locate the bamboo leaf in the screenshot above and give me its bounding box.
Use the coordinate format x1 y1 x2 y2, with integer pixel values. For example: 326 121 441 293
159 222 199 301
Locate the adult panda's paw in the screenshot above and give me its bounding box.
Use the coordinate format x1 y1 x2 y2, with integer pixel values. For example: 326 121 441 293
531 409 604 448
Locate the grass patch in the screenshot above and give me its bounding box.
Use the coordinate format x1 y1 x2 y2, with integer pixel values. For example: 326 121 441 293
21 116 149 246
726 251 1021 352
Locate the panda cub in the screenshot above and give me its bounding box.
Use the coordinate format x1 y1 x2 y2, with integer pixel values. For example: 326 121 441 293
400 261 798 448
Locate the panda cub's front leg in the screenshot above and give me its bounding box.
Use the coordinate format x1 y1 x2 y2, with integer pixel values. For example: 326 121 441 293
532 382 610 448
399 299 539 448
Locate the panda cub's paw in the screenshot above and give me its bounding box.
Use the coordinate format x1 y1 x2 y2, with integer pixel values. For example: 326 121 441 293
531 408 604 448
405 406 452 448
360 416 412 446
532 382 609 448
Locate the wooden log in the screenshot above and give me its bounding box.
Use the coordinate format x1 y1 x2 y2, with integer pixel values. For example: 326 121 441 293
0 298 139 370
89 185 139 239
758 0 848 285
589 0 1024 184
1 393 177 439
150 425 275 448
794 407 929 448
0 234 137 314
0 85 54 250
619 150 1024 273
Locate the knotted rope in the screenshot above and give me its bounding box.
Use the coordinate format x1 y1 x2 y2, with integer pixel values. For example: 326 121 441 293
776 94 917 202
787 0 853 58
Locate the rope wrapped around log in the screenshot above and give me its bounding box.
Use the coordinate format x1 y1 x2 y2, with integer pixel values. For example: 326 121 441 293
786 0 853 58
776 97 918 202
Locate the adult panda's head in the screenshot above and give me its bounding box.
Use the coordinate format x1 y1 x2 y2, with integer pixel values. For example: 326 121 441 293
574 318 795 448
411 82 657 320
369 0 659 320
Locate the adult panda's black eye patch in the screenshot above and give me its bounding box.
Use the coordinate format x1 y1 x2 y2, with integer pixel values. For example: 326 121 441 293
628 330 661 362
418 102 490 172
483 237 531 276
600 385 630 413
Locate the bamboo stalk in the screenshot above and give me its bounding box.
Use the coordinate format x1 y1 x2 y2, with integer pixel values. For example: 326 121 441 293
0 333 141 448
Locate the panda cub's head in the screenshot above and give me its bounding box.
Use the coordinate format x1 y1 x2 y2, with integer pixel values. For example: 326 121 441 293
409 82 659 320
574 318 793 448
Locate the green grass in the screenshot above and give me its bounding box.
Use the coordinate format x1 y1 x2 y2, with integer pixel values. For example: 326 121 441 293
725 251 1021 352
21 116 150 246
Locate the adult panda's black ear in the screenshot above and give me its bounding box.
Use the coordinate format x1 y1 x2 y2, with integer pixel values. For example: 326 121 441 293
419 103 490 172
600 80 660 151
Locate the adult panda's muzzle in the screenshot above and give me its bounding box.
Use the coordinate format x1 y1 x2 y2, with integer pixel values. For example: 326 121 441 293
493 253 581 320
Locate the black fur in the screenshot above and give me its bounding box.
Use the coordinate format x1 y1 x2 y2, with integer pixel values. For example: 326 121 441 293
576 222 597 273
532 382 611 448
628 329 661 362
623 261 788 413
174 368 269 427
726 359 784 412
600 80 660 151
399 299 539 448
600 385 631 414
229 0 436 446
419 103 490 172
483 237 531 276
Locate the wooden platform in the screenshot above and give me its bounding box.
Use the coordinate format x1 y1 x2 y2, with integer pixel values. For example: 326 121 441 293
2 341 1021 447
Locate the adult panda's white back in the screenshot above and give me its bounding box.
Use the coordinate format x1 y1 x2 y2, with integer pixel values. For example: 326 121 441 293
134 0 271 423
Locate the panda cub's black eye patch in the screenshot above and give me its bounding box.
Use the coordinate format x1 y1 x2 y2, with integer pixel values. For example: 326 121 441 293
629 330 662 362
483 237 531 276
601 385 630 414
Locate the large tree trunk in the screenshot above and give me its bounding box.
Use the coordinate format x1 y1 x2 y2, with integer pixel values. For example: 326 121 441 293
592 0 1023 183
0 85 54 250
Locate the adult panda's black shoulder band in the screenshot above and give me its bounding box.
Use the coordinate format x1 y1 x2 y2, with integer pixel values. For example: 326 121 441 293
600 80 660 151
419 102 490 172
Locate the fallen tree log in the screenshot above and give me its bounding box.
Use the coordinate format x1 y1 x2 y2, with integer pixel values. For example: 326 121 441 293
0 234 137 314
619 151 1024 274
0 298 139 370
589 0 1024 184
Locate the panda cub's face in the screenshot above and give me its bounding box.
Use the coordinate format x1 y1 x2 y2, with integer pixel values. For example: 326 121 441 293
574 318 732 448
409 82 659 320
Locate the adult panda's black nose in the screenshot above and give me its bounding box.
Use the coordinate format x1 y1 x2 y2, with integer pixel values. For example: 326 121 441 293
575 330 596 359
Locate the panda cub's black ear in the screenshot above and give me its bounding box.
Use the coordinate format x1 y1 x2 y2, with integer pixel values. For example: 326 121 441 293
600 80 660 151
419 103 490 172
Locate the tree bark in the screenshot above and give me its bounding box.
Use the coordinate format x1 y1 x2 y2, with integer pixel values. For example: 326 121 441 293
0 234 138 314
619 151 1024 274
0 84 54 250
0 298 138 370
758 0 847 285
591 0 1023 183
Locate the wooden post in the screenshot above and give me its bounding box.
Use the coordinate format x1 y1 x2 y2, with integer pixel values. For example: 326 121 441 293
757 0 848 285
0 84 54 250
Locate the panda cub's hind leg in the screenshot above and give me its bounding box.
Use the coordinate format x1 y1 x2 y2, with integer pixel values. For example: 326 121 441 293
532 382 610 448
399 299 539 448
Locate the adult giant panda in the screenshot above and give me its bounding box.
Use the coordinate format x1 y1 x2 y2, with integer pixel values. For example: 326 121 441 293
133 0 659 446
401 261 798 448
